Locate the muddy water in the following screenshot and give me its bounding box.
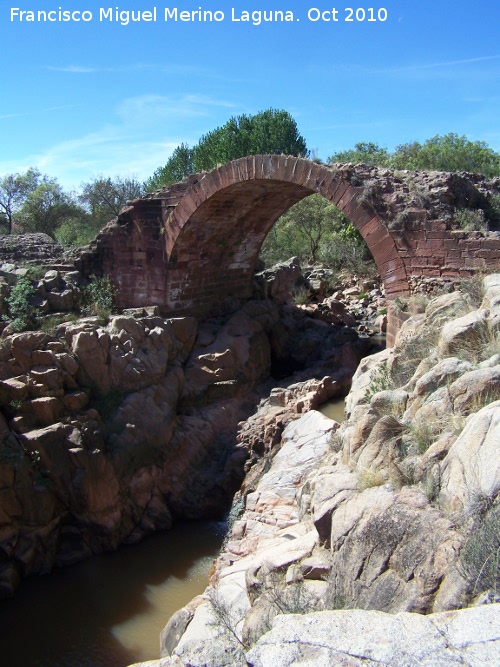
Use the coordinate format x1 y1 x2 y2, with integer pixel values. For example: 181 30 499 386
319 397 346 423
0 520 225 667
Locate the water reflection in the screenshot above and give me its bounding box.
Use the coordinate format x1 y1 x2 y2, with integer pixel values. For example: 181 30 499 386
0 520 225 667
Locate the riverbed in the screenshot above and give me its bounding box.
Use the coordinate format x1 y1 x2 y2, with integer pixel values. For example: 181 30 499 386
0 394 350 667
0 520 225 667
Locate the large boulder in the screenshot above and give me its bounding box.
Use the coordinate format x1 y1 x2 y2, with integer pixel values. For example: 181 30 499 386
440 401 500 512
246 604 500 667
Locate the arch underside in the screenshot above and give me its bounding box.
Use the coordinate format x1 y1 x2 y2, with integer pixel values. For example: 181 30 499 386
164 180 315 314
163 158 408 317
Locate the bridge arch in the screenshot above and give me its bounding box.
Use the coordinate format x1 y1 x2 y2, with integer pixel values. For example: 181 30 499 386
80 155 500 338
160 155 407 316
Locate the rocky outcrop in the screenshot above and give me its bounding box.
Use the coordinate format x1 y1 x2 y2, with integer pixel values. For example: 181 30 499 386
153 274 500 667
0 234 68 265
246 604 500 667
0 287 371 597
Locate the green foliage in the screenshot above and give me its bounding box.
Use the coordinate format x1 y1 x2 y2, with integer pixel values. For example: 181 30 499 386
54 216 100 246
489 194 500 225
390 133 500 175
54 176 143 246
146 143 193 191
454 208 488 232
81 275 116 317
364 361 393 403
79 175 143 223
460 503 500 599
16 178 85 237
145 108 308 190
260 193 374 274
4 275 40 331
329 141 390 166
459 275 486 308
292 286 311 305
328 133 500 176
0 167 40 234
407 417 441 454
38 312 79 333
358 466 387 490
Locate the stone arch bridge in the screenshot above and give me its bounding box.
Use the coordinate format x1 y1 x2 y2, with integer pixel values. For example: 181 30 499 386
79 155 500 339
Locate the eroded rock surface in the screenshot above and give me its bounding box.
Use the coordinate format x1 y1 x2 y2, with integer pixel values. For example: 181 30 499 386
0 288 370 597
154 274 500 667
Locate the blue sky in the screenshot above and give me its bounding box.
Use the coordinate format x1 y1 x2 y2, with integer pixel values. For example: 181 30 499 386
1 0 499 190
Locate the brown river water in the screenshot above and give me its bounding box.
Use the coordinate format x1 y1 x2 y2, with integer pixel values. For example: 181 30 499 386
0 519 226 667
0 398 348 667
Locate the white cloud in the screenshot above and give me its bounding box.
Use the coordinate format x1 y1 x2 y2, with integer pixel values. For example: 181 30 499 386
116 93 236 127
0 93 239 189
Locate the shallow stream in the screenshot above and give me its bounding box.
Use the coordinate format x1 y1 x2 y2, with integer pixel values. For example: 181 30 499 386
0 520 226 667
0 395 350 667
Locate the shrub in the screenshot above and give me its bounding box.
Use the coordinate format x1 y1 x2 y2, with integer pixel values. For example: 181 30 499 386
81 275 116 318
4 276 40 332
454 208 488 232
460 502 500 599
364 361 393 402
488 193 500 228
459 275 486 308
292 286 310 305
358 466 386 490
406 417 441 454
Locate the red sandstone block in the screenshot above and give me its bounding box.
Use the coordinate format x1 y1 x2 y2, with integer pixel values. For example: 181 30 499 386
350 205 375 230
253 155 265 180
444 250 461 260
371 242 402 267
359 216 383 239
410 259 429 268
270 154 286 180
282 156 299 183
481 239 500 250
292 159 310 186
218 164 235 189
338 185 360 212
245 156 257 181
414 248 438 259
302 163 324 191
365 224 391 249
425 232 447 241
329 178 349 203
418 266 443 276
317 173 340 201
199 173 219 200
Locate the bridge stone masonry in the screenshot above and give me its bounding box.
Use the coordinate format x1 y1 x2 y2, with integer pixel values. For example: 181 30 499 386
76 155 500 344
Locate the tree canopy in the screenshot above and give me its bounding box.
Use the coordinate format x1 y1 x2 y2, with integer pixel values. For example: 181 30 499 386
145 109 308 191
0 168 40 234
329 133 500 176
1 128 498 250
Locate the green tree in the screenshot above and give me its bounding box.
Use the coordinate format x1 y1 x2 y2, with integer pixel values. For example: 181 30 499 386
0 168 40 234
328 134 500 176
80 175 143 223
145 144 194 192
145 109 308 191
390 133 500 175
328 142 390 166
261 194 353 265
17 178 84 237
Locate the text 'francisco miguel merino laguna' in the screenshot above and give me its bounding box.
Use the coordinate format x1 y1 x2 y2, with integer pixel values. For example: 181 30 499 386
10 7 298 25
9 6 389 25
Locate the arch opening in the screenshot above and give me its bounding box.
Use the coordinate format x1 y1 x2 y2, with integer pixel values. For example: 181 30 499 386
162 157 407 317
